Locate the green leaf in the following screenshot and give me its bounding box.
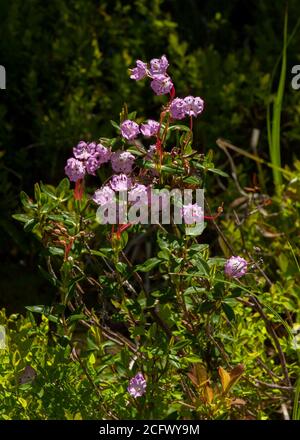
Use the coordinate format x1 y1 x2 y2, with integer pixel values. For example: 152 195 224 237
25 305 59 323
184 355 202 363
34 183 41 202
184 286 206 295
207 168 229 177
189 243 209 252
20 191 33 208
135 258 161 272
48 246 64 256
192 161 229 177
143 161 183 175
192 256 209 275
116 262 127 274
12 214 31 223
68 314 86 323
185 222 206 236
38 265 59 287
127 145 146 156
110 120 120 131
56 178 70 197
158 249 171 260
24 219 38 232
168 124 190 132
207 257 226 267
183 175 202 185
40 183 58 200
199 301 215 313
222 303 236 321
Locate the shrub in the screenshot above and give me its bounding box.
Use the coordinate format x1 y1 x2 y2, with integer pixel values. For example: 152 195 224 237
12 55 300 420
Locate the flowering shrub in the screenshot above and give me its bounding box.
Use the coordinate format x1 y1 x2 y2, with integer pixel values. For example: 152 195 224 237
13 55 299 420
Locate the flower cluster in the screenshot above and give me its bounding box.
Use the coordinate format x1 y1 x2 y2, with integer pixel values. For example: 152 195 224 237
67 55 206 228
65 141 111 182
90 115 161 206
130 54 173 96
130 55 204 120
119 119 160 142
170 96 204 120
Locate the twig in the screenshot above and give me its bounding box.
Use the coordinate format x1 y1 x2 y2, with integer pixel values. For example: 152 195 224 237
251 296 292 388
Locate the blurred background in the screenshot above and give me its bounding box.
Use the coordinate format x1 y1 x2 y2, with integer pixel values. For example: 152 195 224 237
0 0 299 312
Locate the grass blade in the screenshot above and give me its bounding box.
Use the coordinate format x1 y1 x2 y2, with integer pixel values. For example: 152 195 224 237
267 9 288 193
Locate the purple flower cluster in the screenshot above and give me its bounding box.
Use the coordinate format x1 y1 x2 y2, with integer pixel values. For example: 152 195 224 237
170 96 204 120
92 148 135 206
127 372 147 398
225 256 248 278
130 55 173 96
65 141 111 182
93 177 135 207
120 119 160 142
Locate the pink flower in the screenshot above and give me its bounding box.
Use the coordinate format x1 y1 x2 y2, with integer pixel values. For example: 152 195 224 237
127 372 147 398
73 141 96 160
64 158 86 182
86 156 100 175
130 60 148 81
184 96 204 117
110 174 132 191
85 144 111 175
92 186 115 206
170 98 186 120
149 55 169 76
150 74 173 96
111 150 135 174
181 203 204 224
129 184 148 204
225 256 248 279
140 120 160 138
120 120 140 141
94 143 111 164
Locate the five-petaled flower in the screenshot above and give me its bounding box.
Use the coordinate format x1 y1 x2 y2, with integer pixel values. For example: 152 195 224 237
65 158 86 182
111 150 135 174
149 55 169 76
92 186 115 206
181 203 204 224
120 120 140 141
127 372 147 398
110 174 132 191
150 74 173 96
225 256 248 278
140 119 160 138
130 60 148 81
